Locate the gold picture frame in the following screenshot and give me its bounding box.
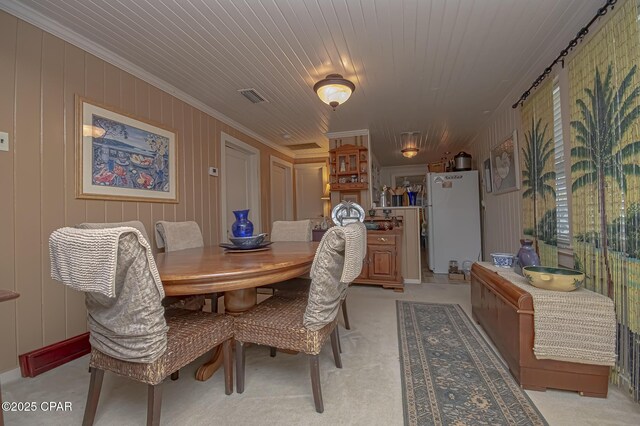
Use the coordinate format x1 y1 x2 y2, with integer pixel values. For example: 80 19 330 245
76 96 179 203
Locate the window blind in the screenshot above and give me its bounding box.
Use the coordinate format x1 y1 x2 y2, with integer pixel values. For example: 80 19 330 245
553 83 571 248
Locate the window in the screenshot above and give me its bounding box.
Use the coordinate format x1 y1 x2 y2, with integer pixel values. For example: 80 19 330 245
553 81 571 248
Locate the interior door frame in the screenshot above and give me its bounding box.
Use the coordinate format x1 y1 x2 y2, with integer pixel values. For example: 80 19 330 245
294 162 327 220
220 132 261 242
270 155 294 222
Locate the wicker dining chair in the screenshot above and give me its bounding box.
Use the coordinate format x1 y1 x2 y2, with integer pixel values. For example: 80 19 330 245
268 218 353 331
155 220 222 314
234 223 366 413
49 228 234 426
85 309 233 426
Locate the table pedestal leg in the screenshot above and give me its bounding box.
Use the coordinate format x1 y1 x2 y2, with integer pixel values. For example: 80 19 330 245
223 288 257 315
194 288 257 381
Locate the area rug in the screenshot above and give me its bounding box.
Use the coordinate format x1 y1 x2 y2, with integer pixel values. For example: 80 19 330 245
397 301 547 426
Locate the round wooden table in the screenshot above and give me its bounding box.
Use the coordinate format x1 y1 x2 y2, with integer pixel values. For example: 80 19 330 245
155 241 318 380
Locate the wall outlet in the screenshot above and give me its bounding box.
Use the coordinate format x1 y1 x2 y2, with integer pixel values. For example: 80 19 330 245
208 166 219 176
0 131 8 152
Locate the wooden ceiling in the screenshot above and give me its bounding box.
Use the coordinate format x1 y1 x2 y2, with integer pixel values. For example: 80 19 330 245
3 0 602 165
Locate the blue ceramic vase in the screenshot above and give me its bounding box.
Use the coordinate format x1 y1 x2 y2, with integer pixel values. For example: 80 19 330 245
407 191 417 206
231 209 253 237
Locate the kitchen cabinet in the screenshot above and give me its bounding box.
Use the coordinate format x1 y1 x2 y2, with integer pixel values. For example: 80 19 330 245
329 144 368 191
354 229 403 291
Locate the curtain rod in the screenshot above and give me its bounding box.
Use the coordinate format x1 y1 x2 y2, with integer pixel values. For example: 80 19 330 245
512 0 617 109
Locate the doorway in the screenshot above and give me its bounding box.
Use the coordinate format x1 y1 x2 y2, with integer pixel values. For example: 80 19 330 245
270 156 294 223
294 163 326 220
220 132 261 242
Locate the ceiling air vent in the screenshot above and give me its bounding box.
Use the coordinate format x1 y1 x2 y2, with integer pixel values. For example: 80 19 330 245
287 142 322 151
238 88 268 104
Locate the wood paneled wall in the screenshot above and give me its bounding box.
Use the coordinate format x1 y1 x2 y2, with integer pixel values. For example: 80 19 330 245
467 107 523 260
0 12 294 373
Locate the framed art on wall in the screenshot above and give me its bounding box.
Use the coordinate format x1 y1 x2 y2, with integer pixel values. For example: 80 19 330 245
340 191 360 205
76 96 178 203
490 130 520 194
483 158 492 193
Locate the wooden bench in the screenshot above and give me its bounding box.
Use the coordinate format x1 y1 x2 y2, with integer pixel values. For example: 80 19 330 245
470 263 610 397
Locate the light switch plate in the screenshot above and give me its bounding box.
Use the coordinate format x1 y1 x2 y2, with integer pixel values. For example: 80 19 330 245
0 131 8 152
208 167 219 176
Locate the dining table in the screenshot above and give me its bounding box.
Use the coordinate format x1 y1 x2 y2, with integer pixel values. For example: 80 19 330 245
155 241 318 381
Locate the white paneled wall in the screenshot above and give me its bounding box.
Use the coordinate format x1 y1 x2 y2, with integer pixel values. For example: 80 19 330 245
468 108 523 260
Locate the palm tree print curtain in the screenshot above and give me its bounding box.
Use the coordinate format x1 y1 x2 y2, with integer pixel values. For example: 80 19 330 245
520 79 558 266
569 0 640 401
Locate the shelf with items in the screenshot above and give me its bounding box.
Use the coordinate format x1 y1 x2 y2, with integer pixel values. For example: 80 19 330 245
329 144 368 191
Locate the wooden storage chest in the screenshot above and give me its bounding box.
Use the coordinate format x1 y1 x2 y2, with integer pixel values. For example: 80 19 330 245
470 263 610 397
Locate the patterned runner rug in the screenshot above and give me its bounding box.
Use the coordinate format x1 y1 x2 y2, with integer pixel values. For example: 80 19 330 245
397 301 547 426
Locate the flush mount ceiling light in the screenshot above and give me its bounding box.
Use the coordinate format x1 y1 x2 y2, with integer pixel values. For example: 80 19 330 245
400 132 420 159
313 74 355 110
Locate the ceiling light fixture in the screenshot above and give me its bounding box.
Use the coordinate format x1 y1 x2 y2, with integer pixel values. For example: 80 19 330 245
400 131 420 159
313 74 355 110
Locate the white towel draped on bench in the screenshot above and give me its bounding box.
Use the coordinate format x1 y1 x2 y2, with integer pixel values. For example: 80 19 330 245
480 262 616 366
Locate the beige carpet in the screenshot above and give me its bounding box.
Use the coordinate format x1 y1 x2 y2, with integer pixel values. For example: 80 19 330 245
3 281 640 425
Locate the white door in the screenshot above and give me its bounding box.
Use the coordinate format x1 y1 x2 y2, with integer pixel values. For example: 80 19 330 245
270 157 293 223
294 163 325 220
220 133 261 241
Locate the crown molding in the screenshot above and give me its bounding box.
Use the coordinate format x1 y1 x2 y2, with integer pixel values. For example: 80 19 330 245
326 129 369 139
0 0 297 159
293 151 329 159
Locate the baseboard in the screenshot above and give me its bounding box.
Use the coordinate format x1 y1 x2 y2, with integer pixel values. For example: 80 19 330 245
18 332 90 378
0 366 22 385
404 278 421 284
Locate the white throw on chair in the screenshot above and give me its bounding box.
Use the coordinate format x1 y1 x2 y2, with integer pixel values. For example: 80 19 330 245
77 220 151 244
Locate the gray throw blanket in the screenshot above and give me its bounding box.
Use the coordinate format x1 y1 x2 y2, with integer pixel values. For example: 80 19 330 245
49 227 168 363
155 221 204 251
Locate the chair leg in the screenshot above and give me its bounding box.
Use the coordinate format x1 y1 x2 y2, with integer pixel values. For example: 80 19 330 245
212 293 218 313
309 355 324 413
222 340 233 395
341 299 350 330
147 383 163 426
82 367 104 426
236 340 246 394
330 328 342 369
170 370 179 381
336 326 342 353
270 346 277 357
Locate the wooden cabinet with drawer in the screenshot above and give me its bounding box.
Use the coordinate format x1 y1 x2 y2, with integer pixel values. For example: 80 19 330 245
354 229 403 291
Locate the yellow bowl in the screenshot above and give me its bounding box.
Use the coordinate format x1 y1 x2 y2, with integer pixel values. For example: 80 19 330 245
522 266 585 292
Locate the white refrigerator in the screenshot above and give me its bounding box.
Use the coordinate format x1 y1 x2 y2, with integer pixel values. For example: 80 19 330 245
427 170 482 274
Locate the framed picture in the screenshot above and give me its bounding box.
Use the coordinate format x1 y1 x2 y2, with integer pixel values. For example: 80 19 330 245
76 96 178 203
341 191 360 205
393 174 425 188
490 130 520 195
483 158 492 193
